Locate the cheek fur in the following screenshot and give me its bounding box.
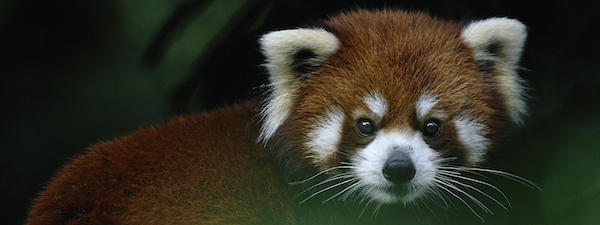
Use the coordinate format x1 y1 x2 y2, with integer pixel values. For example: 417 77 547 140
454 115 489 165
305 108 345 165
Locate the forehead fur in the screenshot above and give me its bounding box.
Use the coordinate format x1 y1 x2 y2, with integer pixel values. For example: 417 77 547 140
290 10 501 128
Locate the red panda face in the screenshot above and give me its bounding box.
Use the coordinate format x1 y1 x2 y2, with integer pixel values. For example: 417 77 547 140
259 10 527 205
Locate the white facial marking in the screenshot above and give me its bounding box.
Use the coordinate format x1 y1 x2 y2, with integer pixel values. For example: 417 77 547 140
305 108 345 164
462 18 527 125
416 94 437 122
454 115 489 164
352 131 440 204
258 28 340 142
364 93 388 119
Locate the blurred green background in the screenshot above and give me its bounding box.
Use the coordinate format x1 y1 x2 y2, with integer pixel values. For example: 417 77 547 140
1 0 599 224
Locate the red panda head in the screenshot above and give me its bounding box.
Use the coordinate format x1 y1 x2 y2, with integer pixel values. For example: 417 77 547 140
258 10 527 205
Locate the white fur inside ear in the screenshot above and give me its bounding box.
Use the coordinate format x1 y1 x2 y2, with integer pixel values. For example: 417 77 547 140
461 18 526 66
260 29 340 78
462 18 528 125
258 28 340 142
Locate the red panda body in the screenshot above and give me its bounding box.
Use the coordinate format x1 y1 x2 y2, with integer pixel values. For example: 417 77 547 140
26 102 296 224
27 10 529 224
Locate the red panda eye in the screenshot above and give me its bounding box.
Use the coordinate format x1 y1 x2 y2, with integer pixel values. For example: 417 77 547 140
423 119 441 138
356 118 376 137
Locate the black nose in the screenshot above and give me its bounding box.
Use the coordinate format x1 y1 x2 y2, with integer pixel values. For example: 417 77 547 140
382 151 416 184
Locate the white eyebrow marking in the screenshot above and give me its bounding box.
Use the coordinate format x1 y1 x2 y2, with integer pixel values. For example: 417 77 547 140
454 115 489 165
305 107 345 163
416 94 437 121
364 93 388 118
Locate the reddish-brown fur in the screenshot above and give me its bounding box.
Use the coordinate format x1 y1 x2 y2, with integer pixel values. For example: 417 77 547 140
27 10 514 224
26 102 295 224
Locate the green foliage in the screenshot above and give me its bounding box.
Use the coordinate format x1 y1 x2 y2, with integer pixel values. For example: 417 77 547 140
541 113 600 225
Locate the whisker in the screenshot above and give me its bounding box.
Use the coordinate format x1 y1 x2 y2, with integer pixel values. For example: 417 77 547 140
353 184 379 212
288 166 356 185
340 161 355 166
337 150 353 159
437 169 462 176
434 179 485 221
342 181 365 200
438 170 511 209
437 179 491 214
355 152 374 162
372 202 384 217
433 157 457 164
444 167 541 190
424 185 450 208
323 180 363 203
355 185 371 203
297 173 353 196
299 178 357 204
431 182 458 209
450 168 493 181
465 167 541 190
438 174 508 211
359 199 374 218
420 192 441 218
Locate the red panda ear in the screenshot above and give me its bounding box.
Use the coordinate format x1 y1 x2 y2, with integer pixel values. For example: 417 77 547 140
260 28 340 80
258 28 340 142
461 18 528 125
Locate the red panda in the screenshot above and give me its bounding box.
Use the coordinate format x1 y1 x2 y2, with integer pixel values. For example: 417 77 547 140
26 9 529 224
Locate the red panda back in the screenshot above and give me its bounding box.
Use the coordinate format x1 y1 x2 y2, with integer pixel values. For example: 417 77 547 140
25 101 294 224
